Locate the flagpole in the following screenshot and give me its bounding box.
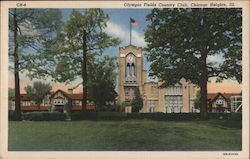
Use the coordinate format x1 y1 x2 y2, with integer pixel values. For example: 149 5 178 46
130 19 132 45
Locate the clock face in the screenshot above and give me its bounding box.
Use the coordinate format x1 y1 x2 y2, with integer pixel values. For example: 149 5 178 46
127 54 135 62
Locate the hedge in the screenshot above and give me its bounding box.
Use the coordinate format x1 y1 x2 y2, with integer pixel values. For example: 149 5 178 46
9 110 15 121
70 112 242 121
23 112 67 121
70 112 127 121
10 111 242 121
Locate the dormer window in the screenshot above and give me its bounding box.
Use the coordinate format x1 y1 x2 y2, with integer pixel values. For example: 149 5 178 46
216 99 224 105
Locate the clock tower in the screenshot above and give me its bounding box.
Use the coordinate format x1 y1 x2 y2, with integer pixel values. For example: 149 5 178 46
118 45 144 103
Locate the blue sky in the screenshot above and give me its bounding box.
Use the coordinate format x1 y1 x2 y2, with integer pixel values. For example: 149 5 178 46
9 8 241 93
59 9 224 72
61 9 152 71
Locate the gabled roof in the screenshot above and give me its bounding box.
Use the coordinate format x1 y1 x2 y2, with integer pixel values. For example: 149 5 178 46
50 89 84 100
11 89 86 102
207 92 241 102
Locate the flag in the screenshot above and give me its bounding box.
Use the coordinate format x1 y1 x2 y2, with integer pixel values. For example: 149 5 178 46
130 18 139 27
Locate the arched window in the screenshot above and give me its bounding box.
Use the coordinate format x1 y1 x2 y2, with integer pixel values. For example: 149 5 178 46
126 63 130 77
131 63 136 76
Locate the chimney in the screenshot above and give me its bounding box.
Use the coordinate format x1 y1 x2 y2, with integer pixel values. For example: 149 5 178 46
68 88 73 94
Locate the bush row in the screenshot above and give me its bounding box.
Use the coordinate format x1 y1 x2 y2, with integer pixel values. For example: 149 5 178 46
69 112 241 121
9 111 242 121
22 112 66 121
70 112 127 121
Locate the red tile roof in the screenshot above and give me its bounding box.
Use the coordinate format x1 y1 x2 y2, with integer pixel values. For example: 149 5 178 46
71 104 95 110
67 93 83 100
21 106 50 111
11 94 32 101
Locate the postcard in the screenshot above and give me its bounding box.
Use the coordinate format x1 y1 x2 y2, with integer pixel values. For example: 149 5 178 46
0 0 249 159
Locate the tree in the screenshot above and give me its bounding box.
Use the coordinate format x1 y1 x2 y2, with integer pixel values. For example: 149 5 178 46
193 90 201 110
41 9 120 118
145 8 242 120
8 88 15 100
8 88 15 110
24 82 52 109
9 9 62 120
87 56 118 111
130 87 143 112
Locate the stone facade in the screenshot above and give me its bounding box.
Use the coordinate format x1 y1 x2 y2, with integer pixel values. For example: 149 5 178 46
118 45 199 113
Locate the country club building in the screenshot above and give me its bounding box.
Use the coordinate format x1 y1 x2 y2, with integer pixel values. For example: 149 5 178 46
10 89 95 112
118 45 200 113
9 44 241 113
207 92 242 112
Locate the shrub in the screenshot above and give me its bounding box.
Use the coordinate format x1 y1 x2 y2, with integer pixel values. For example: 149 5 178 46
127 113 200 121
231 112 242 121
23 112 66 121
70 112 127 121
64 112 242 121
8 110 15 121
208 113 232 120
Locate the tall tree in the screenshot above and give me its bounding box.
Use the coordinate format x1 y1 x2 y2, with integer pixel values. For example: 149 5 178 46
9 9 62 120
130 87 143 112
87 56 118 111
24 82 52 109
145 8 242 120
193 90 201 110
41 9 120 118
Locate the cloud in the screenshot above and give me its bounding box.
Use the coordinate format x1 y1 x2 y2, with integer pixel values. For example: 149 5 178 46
207 54 224 64
105 21 126 39
105 21 147 47
131 30 147 47
18 21 40 37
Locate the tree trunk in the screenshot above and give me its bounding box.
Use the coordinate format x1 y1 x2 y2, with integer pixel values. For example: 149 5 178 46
81 30 87 119
13 9 22 121
200 50 208 120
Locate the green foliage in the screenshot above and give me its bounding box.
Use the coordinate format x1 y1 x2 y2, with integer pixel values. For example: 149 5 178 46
9 9 63 76
9 110 15 121
59 112 240 121
43 9 121 83
87 56 118 110
145 8 242 85
24 82 52 106
130 87 143 112
8 88 15 110
64 103 70 112
70 112 126 121
8 88 15 99
23 111 66 121
9 120 242 151
194 90 201 109
145 8 242 120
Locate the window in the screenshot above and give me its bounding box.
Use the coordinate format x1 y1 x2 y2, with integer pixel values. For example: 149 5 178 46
131 88 135 97
125 88 129 96
126 63 130 77
165 95 183 113
149 107 155 112
148 100 156 112
216 99 224 105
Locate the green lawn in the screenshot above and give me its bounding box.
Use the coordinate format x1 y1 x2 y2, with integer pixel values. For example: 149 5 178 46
9 119 241 151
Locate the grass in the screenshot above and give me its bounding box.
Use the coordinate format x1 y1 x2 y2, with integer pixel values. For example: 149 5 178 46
8 119 241 151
